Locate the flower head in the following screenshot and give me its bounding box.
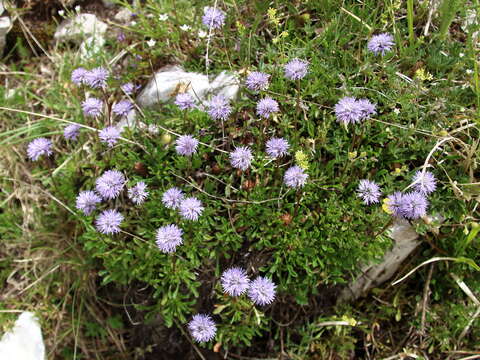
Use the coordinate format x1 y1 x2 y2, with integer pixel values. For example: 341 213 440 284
221 267 250 297
386 192 405 218
27 138 52 161
99 126 122 147
357 179 381 205
128 182 149 205
230 146 253 171
179 197 204 221
367 33 394 56
112 100 134 117
95 170 125 200
334 97 363 125
75 190 101 215
284 165 308 188
188 314 217 343
156 224 183 253
357 99 376 119
162 187 184 209
82 97 103 117
266 137 289 159
84 67 109 89
248 276 276 306
174 93 196 110
256 97 279 118
71 67 88 85
175 135 199 156
121 82 136 95
207 95 232 121
284 58 309 80
245 71 270 92
400 191 428 219
95 209 123 234
412 170 437 195
202 6 226 29
64 124 81 141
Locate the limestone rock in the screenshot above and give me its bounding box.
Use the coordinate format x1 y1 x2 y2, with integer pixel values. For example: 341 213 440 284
54 13 107 44
0 15 11 55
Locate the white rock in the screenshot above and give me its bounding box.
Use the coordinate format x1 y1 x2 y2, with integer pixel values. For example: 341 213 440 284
54 14 107 44
102 0 116 7
114 8 133 23
0 16 12 55
79 35 106 60
0 312 45 360
210 71 240 100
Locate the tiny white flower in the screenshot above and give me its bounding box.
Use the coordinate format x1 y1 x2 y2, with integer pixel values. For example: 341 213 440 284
180 24 191 31
466 69 473 74
146 39 156 47
58 10 65 16
393 108 400 115
198 30 207 38
75 5 81 12
459 53 465 58
159 14 168 21
131 21 137 26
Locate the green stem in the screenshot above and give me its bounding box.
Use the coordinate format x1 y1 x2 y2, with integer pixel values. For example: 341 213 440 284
407 0 415 46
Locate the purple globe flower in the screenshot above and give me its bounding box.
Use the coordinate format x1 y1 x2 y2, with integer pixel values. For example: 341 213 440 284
202 6 226 29
71 67 88 85
207 95 232 121
162 187 184 209
64 124 81 141
121 82 136 95
284 58 309 80
179 197 204 221
266 137 289 159
156 224 183 253
112 100 134 117
386 191 405 218
400 191 428 219
357 179 381 205
27 138 53 161
95 209 123 234
128 182 148 205
334 97 363 125
412 170 437 195
357 98 376 119
188 314 217 343
95 170 125 200
221 267 250 297
256 97 279 118
75 190 101 215
82 97 103 117
284 165 308 188
248 276 276 306
230 146 253 171
175 135 199 156
84 67 109 89
99 126 122 147
245 71 270 92
367 33 394 56
174 93 195 110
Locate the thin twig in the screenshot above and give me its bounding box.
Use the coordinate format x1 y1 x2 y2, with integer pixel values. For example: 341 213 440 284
420 264 434 337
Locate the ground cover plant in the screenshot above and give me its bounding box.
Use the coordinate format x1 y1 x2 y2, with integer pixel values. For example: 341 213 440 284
1 0 480 358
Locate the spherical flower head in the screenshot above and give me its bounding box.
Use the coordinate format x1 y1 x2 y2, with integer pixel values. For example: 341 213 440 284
207 95 232 121
175 135 199 156
367 33 394 56
82 97 103 117
179 197 204 221
128 182 148 205
357 179 381 205
162 187 184 209
64 124 81 141
256 97 279 118
121 82 135 95
284 165 308 188
84 67 109 89
221 267 250 297
357 98 376 119
156 224 183 253
112 100 134 117
412 170 437 195
99 126 122 147
284 58 309 80
400 191 428 219
27 137 53 161
248 276 276 306
245 71 270 92
95 209 123 234
266 137 289 159
75 190 101 215
174 93 195 110
202 6 226 29
188 314 217 343
71 67 88 85
334 96 363 125
95 170 125 200
386 191 405 218
230 146 253 171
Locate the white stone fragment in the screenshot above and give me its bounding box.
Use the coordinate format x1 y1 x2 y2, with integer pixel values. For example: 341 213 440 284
54 14 107 44
79 35 106 60
0 16 12 55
